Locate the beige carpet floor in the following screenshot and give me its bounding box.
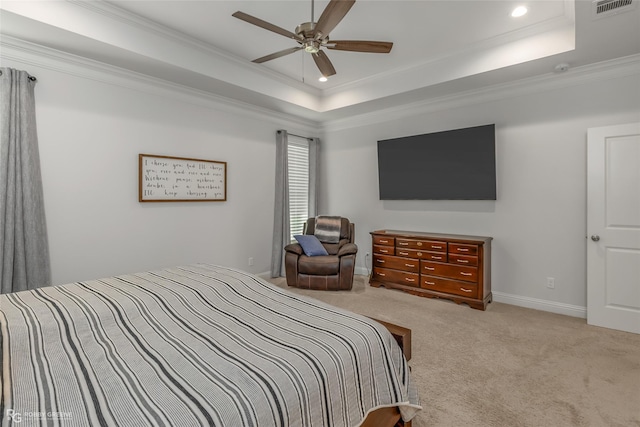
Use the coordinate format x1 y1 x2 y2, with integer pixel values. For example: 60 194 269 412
266 275 640 427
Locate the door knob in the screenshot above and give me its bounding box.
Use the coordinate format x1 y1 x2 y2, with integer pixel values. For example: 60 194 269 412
591 235 600 242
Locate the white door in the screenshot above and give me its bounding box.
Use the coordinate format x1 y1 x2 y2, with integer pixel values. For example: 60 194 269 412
587 122 640 334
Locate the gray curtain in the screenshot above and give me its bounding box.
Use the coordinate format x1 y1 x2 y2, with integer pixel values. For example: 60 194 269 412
0 67 51 294
271 132 321 277
271 129 290 277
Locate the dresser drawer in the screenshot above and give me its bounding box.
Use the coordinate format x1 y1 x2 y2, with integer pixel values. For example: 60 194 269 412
421 261 478 283
396 238 447 252
374 255 419 273
396 248 418 258
372 268 420 287
373 235 395 246
421 251 447 262
448 253 478 266
395 248 437 260
373 244 395 255
449 243 478 256
421 276 478 298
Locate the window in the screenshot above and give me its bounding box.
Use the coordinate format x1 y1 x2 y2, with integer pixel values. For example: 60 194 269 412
287 136 309 242
271 130 318 277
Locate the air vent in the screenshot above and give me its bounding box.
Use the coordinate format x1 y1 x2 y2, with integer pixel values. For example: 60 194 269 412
592 0 636 19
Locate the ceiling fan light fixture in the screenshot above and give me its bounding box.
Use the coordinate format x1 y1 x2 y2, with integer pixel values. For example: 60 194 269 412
318 76 328 82
511 6 528 17
304 40 320 53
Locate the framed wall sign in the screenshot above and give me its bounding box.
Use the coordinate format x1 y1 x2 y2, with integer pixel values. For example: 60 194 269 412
139 154 227 202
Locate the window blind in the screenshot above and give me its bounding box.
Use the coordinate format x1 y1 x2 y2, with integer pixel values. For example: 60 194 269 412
287 136 309 242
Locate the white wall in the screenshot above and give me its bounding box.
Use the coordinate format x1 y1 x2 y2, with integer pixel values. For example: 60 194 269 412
320 67 640 315
1 51 316 285
3 40 639 317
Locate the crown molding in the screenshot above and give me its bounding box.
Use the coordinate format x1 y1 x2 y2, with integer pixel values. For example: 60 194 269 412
323 12 575 97
2 33 637 134
0 35 321 132
67 0 320 97
322 53 640 132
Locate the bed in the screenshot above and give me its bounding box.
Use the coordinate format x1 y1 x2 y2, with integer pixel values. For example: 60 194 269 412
1 264 420 426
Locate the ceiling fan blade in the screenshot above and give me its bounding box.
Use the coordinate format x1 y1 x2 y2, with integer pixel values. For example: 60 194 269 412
232 11 302 41
327 40 393 53
312 50 337 77
253 47 303 64
313 0 356 39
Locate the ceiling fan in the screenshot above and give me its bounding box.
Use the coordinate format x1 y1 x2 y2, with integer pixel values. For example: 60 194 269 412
232 0 393 78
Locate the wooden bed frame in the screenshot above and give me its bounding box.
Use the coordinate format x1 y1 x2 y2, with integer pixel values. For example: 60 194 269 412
363 319 413 427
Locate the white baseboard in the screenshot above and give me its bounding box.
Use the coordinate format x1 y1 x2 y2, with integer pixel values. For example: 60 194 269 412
256 271 274 279
354 265 586 319
492 291 586 318
355 267 369 276
270 268 586 319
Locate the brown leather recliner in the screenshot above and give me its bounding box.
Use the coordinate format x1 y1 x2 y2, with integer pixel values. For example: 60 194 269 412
284 217 358 290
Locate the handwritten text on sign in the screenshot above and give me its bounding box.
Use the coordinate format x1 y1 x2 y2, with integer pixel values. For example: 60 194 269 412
139 154 227 202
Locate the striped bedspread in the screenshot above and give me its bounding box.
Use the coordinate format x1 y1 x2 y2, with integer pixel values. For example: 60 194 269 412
1 264 420 426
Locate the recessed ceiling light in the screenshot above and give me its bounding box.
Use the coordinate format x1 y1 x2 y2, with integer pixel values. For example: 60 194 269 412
511 6 528 17
318 76 328 82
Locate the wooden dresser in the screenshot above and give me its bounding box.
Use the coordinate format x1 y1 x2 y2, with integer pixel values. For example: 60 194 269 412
370 230 492 310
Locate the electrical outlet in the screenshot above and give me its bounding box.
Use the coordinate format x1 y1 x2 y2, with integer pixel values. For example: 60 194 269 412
546 277 555 289
248 257 254 266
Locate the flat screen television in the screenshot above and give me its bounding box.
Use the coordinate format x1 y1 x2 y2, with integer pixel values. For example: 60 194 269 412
377 124 496 200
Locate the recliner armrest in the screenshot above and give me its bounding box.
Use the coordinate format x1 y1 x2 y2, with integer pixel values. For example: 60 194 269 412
284 243 304 255
337 243 358 257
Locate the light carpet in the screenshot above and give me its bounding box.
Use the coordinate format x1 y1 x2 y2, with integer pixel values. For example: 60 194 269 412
267 275 640 427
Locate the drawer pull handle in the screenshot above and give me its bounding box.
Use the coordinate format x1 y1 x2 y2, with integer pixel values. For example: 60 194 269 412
460 288 473 293
398 242 408 246
405 263 415 267
424 267 435 271
432 245 442 249
380 249 388 253
457 259 469 263
417 242 423 246
460 272 472 276
425 281 435 285
378 273 386 277
417 252 423 256
380 239 388 243
376 259 385 263
432 256 442 260
457 248 470 252
405 278 415 282
399 251 409 256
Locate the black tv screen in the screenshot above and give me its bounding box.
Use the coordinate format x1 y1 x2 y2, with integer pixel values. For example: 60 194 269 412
377 124 496 200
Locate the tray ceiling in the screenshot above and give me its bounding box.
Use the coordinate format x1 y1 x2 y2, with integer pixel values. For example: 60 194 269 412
1 1 638 122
